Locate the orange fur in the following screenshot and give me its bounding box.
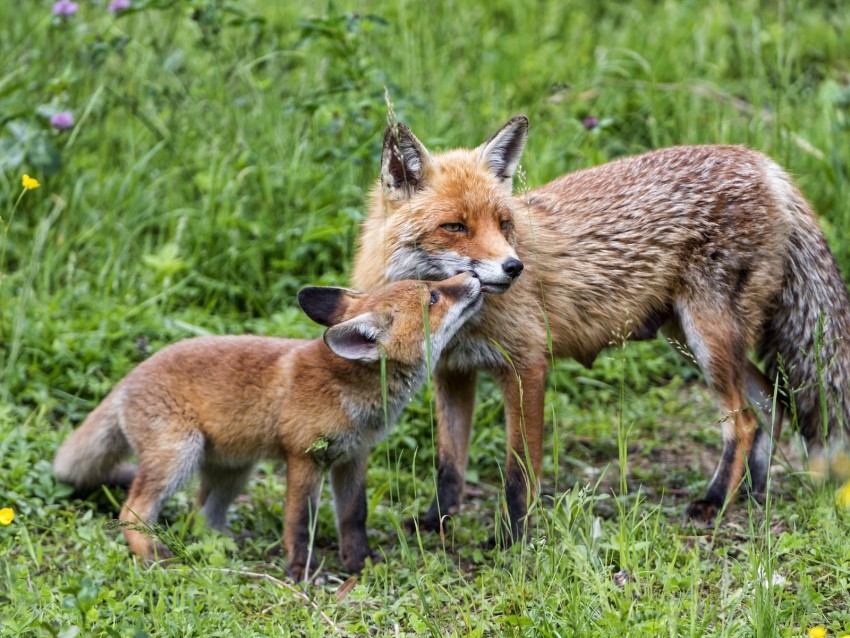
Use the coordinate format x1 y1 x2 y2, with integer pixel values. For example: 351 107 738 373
353 117 850 536
54 274 482 578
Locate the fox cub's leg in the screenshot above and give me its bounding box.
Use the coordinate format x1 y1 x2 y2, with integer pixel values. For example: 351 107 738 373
674 302 759 523
196 465 254 530
416 368 477 532
283 456 322 581
744 362 784 499
119 429 205 560
497 358 548 545
330 452 374 572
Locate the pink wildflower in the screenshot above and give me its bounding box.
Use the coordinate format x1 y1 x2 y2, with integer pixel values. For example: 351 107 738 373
50 111 75 130
52 0 79 16
108 0 131 13
582 116 600 130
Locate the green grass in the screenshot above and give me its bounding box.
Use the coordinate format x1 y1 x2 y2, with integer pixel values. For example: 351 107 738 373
2 0 850 635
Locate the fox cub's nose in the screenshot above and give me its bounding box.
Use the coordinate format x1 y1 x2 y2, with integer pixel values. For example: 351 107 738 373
501 258 524 278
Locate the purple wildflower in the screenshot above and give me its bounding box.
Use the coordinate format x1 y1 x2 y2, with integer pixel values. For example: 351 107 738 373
582 116 599 130
50 111 75 130
108 0 131 13
52 0 79 16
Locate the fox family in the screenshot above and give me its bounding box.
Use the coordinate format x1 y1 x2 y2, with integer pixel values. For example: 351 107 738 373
53 274 483 579
353 115 850 540
56 115 850 573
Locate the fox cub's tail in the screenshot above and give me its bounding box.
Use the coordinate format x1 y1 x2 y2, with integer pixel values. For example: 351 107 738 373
53 389 135 491
758 163 850 448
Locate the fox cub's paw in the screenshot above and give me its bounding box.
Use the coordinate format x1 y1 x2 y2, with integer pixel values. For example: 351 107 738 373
133 542 174 565
288 558 320 582
342 548 382 574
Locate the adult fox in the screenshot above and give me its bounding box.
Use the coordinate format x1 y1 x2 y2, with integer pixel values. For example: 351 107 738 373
54 274 483 578
352 115 850 542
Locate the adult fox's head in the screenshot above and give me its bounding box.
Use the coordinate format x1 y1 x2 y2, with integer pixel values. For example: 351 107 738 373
354 116 529 294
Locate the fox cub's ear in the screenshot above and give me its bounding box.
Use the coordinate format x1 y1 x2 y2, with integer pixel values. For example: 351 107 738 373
477 115 529 193
298 286 363 327
381 123 434 201
323 313 384 362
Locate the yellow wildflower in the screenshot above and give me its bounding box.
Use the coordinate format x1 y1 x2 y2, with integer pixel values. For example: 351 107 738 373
808 626 827 638
22 174 40 190
837 479 850 509
0 507 13 525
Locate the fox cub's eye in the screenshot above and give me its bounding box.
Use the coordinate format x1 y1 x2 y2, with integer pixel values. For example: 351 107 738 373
441 222 467 233
429 290 441 306
500 220 511 231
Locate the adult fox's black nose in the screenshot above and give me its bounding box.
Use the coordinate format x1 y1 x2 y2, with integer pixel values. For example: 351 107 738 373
502 258 524 278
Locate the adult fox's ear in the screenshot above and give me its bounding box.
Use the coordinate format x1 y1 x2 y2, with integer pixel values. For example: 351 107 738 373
323 312 384 362
297 286 364 327
381 122 434 201
477 115 529 193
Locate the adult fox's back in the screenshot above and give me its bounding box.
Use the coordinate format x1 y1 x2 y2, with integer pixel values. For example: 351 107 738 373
526 144 850 424
353 119 850 537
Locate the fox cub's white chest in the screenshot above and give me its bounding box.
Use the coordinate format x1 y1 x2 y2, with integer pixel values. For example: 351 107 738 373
307 370 422 467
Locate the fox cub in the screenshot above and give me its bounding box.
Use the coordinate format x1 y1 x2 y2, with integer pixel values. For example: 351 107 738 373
54 273 482 579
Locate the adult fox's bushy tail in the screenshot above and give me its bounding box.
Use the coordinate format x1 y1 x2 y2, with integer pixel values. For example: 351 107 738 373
53 389 134 491
758 167 850 446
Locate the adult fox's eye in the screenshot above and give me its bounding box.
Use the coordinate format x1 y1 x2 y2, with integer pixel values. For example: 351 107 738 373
500 220 510 231
429 290 441 306
441 222 467 233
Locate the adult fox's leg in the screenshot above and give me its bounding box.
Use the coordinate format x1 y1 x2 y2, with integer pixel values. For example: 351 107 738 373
416 368 478 532
743 362 784 498
497 358 548 544
673 301 759 522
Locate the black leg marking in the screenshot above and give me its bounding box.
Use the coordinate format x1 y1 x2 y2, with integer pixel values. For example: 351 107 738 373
686 440 737 525
331 457 374 572
744 425 770 499
409 464 462 534
498 470 528 547
486 468 529 549
286 501 317 580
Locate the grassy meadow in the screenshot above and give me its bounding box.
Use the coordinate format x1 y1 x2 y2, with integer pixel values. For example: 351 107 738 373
2 0 850 635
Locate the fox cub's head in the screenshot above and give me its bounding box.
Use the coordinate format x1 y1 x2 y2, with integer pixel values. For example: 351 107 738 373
368 116 529 294
298 273 482 367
